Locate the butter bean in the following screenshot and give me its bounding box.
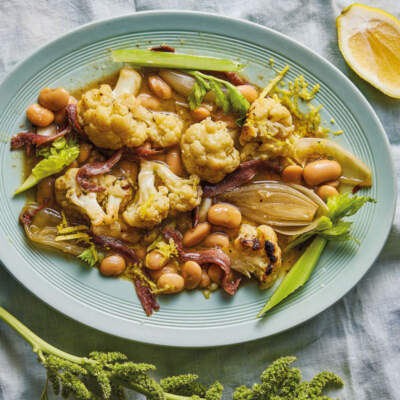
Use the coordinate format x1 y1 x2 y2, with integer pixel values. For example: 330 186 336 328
26 104 54 127
181 261 202 289
303 159 342 186
78 142 92 164
191 106 211 121
149 264 177 281
317 185 339 201
157 273 184 293
199 270 211 288
148 75 172 99
237 85 258 103
182 222 211 247
282 165 303 184
137 93 161 110
100 255 126 276
166 146 183 176
203 233 229 249
207 264 223 285
207 203 242 229
36 177 55 207
39 87 70 111
146 250 167 270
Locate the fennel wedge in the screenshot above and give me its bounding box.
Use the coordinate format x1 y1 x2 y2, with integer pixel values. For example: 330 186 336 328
258 193 375 317
219 181 327 235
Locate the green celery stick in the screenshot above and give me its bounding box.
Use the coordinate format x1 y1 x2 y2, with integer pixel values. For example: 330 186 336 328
111 49 245 71
257 236 327 317
14 174 38 195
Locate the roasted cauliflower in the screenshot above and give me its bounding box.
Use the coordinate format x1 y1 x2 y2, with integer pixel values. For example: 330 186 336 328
55 168 132 226
180 118 240 183
123 160 202 228
77 68 183 150
240 95 295 161
230 223 282 289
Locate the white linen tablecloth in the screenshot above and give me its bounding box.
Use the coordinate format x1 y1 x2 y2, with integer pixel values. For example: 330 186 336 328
0 1 399 399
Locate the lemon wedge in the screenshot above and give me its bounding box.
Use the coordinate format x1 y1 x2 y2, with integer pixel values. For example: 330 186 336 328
337 3 400 98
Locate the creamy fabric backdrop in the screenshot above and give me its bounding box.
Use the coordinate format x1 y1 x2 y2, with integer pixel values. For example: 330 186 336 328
0 1 399 399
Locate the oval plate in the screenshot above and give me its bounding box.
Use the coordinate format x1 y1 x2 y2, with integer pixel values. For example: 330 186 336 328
0 11 396 347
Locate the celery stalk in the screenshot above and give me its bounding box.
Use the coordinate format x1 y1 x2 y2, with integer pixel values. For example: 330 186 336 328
111 49 245 71
257 236 327 317
13 174 38 195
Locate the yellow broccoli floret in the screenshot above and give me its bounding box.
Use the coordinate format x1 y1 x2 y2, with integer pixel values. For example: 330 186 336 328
123 160 202 228
78 68 184 150
230 223 282 289
55 168 132 226
180 118 240 183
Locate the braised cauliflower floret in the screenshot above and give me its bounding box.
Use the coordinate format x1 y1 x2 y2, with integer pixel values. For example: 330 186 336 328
230 223 282 289
180 118 240 183
240 96 294 144
78 68 184 150
97 174 133 224
91 220 141 244
155 160 201 215
240 95 295 161
55 168 132 226
150 113 184 148
123 160 202 228
122 161 170 229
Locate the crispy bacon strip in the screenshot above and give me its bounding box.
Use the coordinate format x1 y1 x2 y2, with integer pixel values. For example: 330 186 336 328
76 149 122 192
66 103 84 135
222 71 248 86
163 227 241 295
10 132 36 153
90 234 139 263
124 143 165 160
10 124 72 152
10 104 82 153
134 278 160 316
90 233 158 315
151 45 175 53
202 160 282 198
192 206 200 228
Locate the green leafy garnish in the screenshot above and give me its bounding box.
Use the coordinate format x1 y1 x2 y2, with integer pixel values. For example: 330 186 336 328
0 306 344 400
258 193 375 317
78 246 103 267
233 356 343 400
111 48 245 71
14 137 80 195
187 71 250 119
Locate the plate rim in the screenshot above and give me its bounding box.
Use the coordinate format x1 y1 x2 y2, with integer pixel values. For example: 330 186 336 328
0 10 396 347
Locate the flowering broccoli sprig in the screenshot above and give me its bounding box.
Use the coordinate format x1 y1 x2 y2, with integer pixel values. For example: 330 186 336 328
0 306 343 399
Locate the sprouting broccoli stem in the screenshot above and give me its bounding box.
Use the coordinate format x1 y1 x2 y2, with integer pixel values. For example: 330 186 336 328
0 306 85 365
0 306 203 400
0 306 344 399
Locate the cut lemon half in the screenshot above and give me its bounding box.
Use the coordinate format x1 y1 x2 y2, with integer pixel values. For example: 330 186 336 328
337 3 400 98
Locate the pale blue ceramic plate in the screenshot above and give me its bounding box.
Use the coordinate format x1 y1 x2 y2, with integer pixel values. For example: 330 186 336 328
0 11 396 347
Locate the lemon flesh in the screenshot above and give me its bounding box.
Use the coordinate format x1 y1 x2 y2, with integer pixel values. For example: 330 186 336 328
337 3 400 98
